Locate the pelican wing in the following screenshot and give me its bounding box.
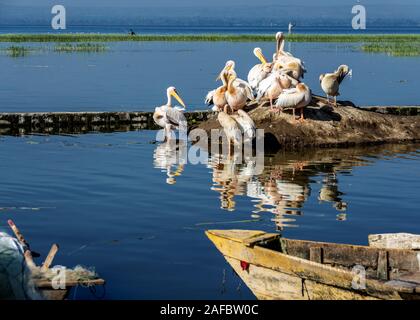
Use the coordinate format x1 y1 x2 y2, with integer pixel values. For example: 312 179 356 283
284 73 300 87
233 109 256 140
276 88 305 109
235 78 255 100
247 64 262 89
255 74 274 101
165 107 187 131
153 106 168 128
217 112 242 144
205 90 215 105
337 66 351 84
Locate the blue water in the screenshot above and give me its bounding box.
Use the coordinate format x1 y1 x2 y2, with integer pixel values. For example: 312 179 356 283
0 131 419 299
0 41 419 112
1 25 420 35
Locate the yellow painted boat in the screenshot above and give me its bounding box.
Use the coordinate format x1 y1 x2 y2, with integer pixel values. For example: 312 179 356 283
206 230 420 300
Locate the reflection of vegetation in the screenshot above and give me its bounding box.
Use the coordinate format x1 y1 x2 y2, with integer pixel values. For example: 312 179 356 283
1 33 420 43
54 43 109 53
3 45 31 57
361 43 420 57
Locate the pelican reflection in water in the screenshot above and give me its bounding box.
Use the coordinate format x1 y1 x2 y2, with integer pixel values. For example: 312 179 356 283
153 140 188 185
205 146 376 230
208 152 258 211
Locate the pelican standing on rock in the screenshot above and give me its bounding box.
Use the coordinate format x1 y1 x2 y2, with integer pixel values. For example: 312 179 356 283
153 86 187 141
256 70 299 110
225 71 254 113
217 109 256 153
274 32 306 80
275 83 312 123
218 60 253 93
217 111 242 154
205 71 229 112
319 65 352 107
231 109 256 142
247 48 273 94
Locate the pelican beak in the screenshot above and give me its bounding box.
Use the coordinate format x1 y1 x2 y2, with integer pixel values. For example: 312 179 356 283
216 65 232 81
171 90 186 108
256 50 268 64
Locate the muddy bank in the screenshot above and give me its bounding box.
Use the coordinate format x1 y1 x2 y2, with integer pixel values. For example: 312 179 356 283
197 97 420 151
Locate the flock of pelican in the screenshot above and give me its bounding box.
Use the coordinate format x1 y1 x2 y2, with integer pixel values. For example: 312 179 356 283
153 32 352 145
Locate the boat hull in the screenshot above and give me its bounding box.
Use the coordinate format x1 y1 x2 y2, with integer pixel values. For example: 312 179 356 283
206 230 420 300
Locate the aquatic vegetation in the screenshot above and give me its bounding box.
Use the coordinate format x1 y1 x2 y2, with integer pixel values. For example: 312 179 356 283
361 43 420 57
53 43 109 53
1 33 420 43
2 45 31 57
1 34 420 58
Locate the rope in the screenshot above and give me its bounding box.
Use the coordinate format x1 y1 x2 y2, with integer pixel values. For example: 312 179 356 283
301 278 311 300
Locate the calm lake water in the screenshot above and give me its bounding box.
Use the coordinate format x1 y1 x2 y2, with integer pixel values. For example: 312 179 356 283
2 26 420 35
0 131 419 299
0 41 419 112
1 28 419 299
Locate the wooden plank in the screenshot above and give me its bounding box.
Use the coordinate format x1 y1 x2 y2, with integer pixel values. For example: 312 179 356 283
207 229 279 244
7 219 29 247
394 272 420 285
8 220 36 269
310 247 323 264
41 244 59 271
282 238 420 272
377 251 389 280
369 233 420 250
243 234 280 247
35 278 105 288
24 250 36 269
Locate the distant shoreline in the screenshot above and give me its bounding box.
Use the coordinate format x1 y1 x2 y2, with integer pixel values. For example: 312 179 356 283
1 33 420 43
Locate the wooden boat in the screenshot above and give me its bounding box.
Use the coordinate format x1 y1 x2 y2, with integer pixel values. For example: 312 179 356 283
2 220 105 300
206 229 420 300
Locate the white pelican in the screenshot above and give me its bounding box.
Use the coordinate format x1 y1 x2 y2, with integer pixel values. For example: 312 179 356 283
225 71 254 113
275 83 312 123
205 71 228 112
247 48 273 94
231 109 256 141
217 111 242 153
218 60 253 94
274 32 306 80
153 86 187 141
256 71 299 110
275 32 294 60
320 65 352 107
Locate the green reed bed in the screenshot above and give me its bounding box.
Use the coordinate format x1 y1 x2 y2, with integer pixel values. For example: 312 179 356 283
2 33 420 43
53 43 109 52
2 34 420 57
361 42 420 57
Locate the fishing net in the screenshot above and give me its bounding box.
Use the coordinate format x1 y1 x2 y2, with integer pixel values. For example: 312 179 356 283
0 232 42 300
31 265 99 285
1 231 102 300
